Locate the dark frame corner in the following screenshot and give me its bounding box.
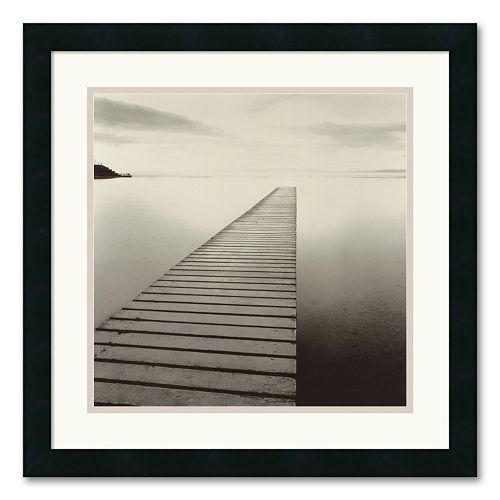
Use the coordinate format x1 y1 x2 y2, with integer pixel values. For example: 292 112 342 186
23 23 477 477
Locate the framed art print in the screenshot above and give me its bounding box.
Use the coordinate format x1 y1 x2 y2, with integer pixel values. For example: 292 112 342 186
24 24 477 476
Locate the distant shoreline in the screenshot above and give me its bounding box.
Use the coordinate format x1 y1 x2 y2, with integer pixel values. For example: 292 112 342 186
94 163 131 179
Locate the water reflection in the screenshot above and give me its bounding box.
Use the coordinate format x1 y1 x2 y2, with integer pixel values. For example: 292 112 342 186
296 178 406 405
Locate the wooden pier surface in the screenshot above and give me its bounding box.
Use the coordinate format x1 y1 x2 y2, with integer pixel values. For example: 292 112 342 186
94 187 297 406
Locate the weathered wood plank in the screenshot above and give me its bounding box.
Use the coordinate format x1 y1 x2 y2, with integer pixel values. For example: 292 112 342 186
211 236 296 240
225 229 295 232
95 362 296 397
199 247 295 252
144 286 296 298
113 309 297 329
212 235 294 238
220 233 294 236
137 292 296 307
182 256 296 262
167 270 295 278
177 266 296 272
204 240 294 243
174 266 296 273
94 345 296 375
193 247 295 252
178 262 296 269
228 226 295 229
98 319 296 341
194 244 295 250
192 251 295 257
206 240 295 245
127 300 295 318
160 275 295 284
153 280 296 290
95 330 296 356
182 258 295 264
95 382 294 406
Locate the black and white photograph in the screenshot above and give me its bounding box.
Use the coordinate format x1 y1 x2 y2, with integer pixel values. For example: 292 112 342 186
19 18 479 480
92 90 409 408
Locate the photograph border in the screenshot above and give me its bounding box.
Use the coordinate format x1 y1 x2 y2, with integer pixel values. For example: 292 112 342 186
87 86 413 415
24 23 476 476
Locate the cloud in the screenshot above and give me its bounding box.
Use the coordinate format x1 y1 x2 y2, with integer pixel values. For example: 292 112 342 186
247 95 294 112
300 121 406 150
94 97 225 136
94 132 138 145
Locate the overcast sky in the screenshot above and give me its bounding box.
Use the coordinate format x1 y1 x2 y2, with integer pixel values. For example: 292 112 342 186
93 92 407 177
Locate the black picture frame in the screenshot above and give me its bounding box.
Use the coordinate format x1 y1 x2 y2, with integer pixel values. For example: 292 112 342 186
23 23 477 477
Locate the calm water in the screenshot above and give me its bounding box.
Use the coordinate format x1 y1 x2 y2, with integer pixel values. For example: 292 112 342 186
94 176 406 406
296 179 406 406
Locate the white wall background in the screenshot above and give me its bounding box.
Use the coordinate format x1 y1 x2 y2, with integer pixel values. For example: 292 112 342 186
1 0 497 497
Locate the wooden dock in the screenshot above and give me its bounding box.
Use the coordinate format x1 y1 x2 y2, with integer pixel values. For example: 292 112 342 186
94 187 297 406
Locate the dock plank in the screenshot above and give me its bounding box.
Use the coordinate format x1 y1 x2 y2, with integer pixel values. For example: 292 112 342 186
160 275 295 284
181 258 295 264
144 286 296 298
95 362 296 397
98 319 296 341
95 330 296 356
152 280 296 291
112 309 296 329
176 263 296 270
95 382 294 406
167 270 295 278
127 300 295 317
94 345 296 375
136 292 296 307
